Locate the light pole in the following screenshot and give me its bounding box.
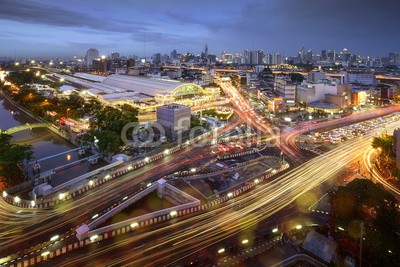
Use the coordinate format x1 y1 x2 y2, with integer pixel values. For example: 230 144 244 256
66 108 70 118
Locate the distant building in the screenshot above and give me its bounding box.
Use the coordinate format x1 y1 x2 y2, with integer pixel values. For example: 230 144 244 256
85 48 99 66
110 52 120 60
271 52 282 65
274 76 296 108
157 104 191 140
342 70 377 85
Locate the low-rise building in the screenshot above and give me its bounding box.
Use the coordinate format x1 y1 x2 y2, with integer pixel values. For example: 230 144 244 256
157 104 191 140
297 74 351 108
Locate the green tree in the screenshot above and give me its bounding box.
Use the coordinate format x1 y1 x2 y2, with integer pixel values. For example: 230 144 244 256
91 130 120 155
289 73 305 83
0 133 33 186
371 134 394 156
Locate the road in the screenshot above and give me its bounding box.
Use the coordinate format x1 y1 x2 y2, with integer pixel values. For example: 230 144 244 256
2 80 400 266
0 119 243 258
35 120 400 266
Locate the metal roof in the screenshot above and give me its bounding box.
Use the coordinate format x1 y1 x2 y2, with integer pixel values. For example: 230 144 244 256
102 74 184 96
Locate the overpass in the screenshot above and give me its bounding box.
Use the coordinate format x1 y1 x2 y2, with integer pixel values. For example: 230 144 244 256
2 123 52 134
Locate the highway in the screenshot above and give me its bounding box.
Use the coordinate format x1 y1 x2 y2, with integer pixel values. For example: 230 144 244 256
39 119 400 266
0 119 243 258
2 80 400 266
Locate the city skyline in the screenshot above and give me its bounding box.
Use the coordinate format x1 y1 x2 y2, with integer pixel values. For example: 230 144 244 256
0 0 399 58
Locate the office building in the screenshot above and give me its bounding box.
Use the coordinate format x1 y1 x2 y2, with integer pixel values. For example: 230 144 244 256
274 76 296 108
85 48 99 66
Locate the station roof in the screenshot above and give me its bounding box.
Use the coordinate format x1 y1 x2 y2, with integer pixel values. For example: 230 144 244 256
102 75 184 96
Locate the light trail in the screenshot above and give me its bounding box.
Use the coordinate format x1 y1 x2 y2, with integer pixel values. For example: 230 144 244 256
49 121 398 266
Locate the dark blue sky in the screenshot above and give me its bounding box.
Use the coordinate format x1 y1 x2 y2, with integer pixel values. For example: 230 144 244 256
0 0 399 58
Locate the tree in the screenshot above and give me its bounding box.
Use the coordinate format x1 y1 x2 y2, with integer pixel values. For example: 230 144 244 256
289 73 304 83
90 130 120 155
371 134 394 156
0 133 33 186
331 179 400 266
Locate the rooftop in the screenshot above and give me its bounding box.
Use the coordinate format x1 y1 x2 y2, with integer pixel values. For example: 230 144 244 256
102 75 185 96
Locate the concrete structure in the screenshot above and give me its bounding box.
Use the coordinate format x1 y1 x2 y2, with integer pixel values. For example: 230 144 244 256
76 178 200 240
307 71 327 83
302 230 337 265
274 76 296 107
297 75 351 108
343 70 377 85
85 48 99 66
157 104 191 139
394 128 400 168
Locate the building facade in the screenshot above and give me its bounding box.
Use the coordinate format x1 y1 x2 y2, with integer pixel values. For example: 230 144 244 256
85 48 99 66
157 104 191 139
274 76 296 107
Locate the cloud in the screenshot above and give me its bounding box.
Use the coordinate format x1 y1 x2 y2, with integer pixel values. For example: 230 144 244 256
0 0 147 33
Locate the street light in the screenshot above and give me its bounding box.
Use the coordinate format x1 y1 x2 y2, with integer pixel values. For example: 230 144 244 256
241 239 249 244
217 248 225 254
41 251 50 257
66 108 70 118
50 235 59 242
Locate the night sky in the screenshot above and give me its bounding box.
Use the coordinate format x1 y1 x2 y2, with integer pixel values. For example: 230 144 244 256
0 0 399 58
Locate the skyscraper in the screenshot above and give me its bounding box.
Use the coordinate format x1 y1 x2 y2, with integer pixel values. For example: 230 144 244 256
243 49 250 64
85 48 99 66
221 51 226 62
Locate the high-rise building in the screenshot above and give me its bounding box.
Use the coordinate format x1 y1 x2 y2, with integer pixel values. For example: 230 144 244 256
243 49 250 64
221 51 226 62
321 50 327 61
110 52 120 60
271 53 282 65
251 50 264 65
85 48 99 66
204 44 208 59
170 50 177 60
327 50 336 62
389 52 399 66
306 49 313 64
153 53 161 64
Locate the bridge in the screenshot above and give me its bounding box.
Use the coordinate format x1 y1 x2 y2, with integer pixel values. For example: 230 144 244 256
2 123 52 134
